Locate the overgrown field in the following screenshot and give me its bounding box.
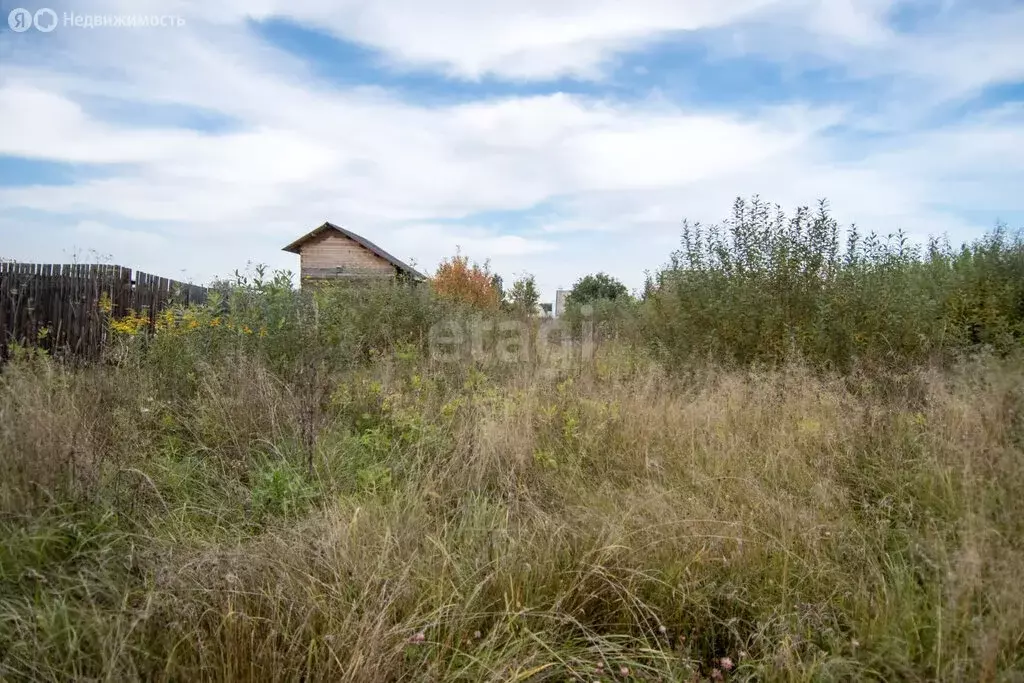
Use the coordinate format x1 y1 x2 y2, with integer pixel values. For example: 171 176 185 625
2 200 1024 681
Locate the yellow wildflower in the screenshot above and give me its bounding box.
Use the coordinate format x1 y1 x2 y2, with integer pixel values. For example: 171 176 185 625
110 309 150 336
155 309 176 331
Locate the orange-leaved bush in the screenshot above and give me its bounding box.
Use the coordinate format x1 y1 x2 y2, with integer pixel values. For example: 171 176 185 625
431 253 500 310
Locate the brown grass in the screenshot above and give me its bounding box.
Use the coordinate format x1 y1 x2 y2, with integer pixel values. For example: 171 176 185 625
1 346 1023 681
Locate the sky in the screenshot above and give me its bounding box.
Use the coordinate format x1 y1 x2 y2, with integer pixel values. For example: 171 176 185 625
1 0 1022 301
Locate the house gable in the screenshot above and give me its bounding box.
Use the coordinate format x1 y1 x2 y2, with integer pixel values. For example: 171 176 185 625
299 230 397 280
282 222 427 283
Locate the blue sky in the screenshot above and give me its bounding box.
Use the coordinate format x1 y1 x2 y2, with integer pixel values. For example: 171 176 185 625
1 0 1022 299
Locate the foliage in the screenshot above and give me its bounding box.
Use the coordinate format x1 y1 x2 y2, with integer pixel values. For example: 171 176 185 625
489 273 504 303
251 457 317 519
108 309 151 336
3 197 1024 680
506 272 540 315
640 196 1024 370
3 334 1024 680
566 272 631 308
431 253 501 310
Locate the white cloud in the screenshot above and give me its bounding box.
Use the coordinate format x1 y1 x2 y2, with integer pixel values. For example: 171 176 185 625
394 225 557 270
174 0 790 80
785 2 1024 104
124 0 1021 98
71 220 166 256
0 0 1022 301
0 86 200 164
53 0 908 80
0 80 829 225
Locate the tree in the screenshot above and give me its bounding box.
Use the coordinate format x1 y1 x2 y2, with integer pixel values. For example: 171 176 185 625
566 272 630 307
507 273 540 315
490 273 505 303
431 252 500 310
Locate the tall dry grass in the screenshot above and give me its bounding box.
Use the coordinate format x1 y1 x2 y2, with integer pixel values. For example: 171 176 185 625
3 196 1024 680
2 342 1023 681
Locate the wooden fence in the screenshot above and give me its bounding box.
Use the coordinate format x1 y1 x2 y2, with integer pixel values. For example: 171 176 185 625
0 263 209 360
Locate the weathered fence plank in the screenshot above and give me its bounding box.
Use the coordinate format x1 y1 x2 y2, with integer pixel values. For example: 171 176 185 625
0 262 209 360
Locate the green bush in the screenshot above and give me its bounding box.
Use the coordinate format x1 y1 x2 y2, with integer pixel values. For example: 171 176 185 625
642 197 1024 370
251 458 317 519
4 197 1024 681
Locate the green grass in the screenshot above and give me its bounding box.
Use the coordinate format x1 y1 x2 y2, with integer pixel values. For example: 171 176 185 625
2 197 1024 681
2 345 1023 681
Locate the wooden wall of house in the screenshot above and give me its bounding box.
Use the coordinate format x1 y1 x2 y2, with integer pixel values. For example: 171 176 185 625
299 231 397 279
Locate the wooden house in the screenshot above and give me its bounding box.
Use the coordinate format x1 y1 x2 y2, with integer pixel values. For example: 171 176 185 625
282 222 427 284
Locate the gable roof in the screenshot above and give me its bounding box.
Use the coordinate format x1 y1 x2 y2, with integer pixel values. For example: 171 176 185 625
282 222 427 280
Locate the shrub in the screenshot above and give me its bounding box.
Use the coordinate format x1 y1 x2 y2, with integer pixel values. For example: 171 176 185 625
642 196 1024 370
565 272 630 308
506 272 541 315
3 197 1024 681
431 253 501 310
